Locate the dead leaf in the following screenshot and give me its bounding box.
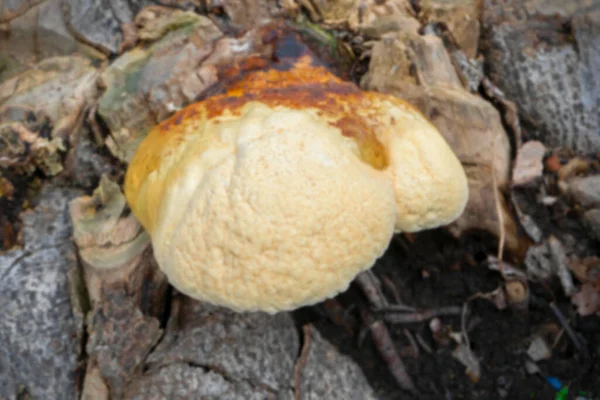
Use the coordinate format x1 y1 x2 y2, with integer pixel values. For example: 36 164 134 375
505 280 528 306
0 56 99 125
545 152 562 173
69 176 150 270
63 0 149 55
548 236 576 297
584 209 600 242
418 0 481 58
0 121 65 176
207 0 282 30
558 157 591 182
511 191 543 243
98 16 281 162
568 257 600 283
452 343 481 383
0 0 105 81
472 286 507 310
512 141 546 187
429 318 452 347
362 29 517 251
525 243 553 280
135 6 202 42
68 176 156 303
572 283 600 317
298 0 414 35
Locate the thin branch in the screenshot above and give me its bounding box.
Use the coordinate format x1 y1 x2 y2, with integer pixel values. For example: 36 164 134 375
378 306 462 324
491 135 505 261
548 302 587 357
293 324 314 400
359 306 417 393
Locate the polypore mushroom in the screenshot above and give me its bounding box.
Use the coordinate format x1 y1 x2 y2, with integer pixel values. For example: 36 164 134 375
124 54 468 313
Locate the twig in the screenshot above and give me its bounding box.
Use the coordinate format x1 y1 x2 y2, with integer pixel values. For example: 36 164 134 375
87 105 105 146
510 191 543 243
323 299 355 334
294 324 314 400
404 329 420 358
487 256 528 280
356 270 389 308
445 387 453 400
551 328 565 350
359 306 417 393
381 275 402 304
548 302 586 357
357 325 370 348
379 306 462 324
454 302 482 382
491 135 505 261
393 234 411 253
375 304 417 312
428 381 441 396
415 332 433 354
461 302 471 348
547 236 576 296
481 77 523 149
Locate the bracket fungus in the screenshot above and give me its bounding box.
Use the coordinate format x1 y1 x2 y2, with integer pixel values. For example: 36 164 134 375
125 48 469 313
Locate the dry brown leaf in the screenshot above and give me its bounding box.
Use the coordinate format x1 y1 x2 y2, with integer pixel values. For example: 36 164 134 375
568 257 600 283
297 0 414 35
418 0 481 58
362 29 517 251
558 158 591 182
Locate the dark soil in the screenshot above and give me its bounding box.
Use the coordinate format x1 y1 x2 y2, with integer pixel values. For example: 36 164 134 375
295 229 600 399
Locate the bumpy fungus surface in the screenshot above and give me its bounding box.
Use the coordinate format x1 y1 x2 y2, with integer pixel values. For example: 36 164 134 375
125 55 468 313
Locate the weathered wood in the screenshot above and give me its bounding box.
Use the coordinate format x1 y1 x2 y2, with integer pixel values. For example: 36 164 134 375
481 0 600 152
0 187 83 400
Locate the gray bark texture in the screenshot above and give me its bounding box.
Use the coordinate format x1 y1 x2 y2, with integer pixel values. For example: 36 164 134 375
481 0 600 152
296 327 377 400
0 187 83 400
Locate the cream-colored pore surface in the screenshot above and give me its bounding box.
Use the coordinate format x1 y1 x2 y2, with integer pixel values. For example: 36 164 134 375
150 104 398 312
377 100 469 232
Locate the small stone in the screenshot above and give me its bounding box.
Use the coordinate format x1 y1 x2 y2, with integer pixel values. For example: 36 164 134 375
583 209 600 241
505 280 528 305
525 243 553 279
526 335 552 361
569 175 600 208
